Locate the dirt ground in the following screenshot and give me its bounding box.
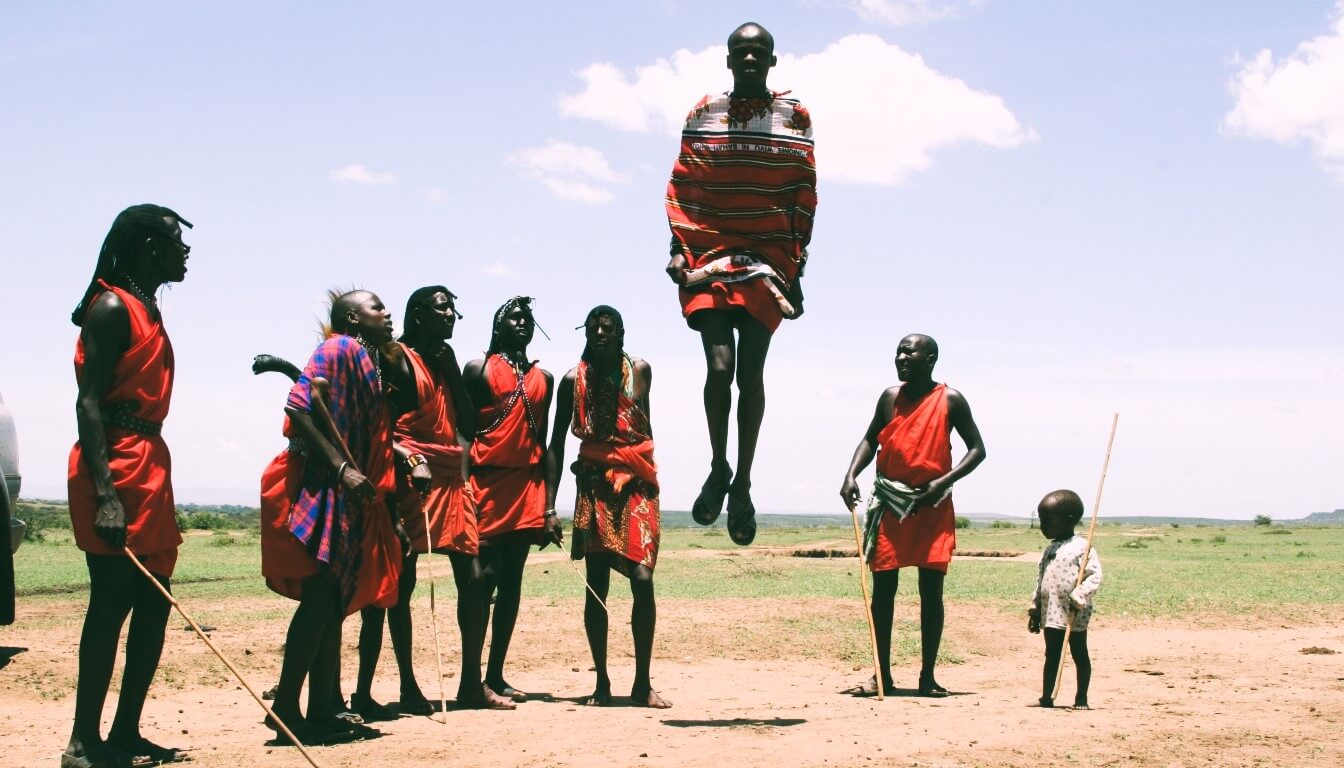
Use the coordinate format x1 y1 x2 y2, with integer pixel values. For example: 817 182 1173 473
3 550 1342 768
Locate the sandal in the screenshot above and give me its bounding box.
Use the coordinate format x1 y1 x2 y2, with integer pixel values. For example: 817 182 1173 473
349 692 398 722
726 488 757 546
398 692 436 716
691 469 731 526
104 736 187 765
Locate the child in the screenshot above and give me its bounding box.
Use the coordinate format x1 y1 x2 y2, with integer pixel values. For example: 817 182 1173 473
1028 489 1102 709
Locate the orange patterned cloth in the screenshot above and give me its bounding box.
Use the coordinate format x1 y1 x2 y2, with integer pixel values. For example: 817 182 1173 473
568 355 659 574
68 282 180 577
870 384 956 573
469 355 547 540
395 344 478 555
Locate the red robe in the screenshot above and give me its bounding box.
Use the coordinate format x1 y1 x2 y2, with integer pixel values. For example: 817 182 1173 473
395 344 478 555
261 336 400 614
870 383 956 573
667 92 817 333
469 355 546 541
569 356 660 574
68 282 180 577
259 418 314 600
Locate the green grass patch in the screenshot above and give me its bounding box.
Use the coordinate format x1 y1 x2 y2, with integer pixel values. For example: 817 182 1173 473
11 523 1344 618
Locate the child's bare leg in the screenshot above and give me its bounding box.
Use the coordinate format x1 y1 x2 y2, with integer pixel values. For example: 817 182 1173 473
1068 630 1090 708
1040 627 1065 707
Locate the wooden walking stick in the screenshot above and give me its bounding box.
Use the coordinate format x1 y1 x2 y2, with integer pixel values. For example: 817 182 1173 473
1052 412 1118 701
418 500 450 723
846 498 885 700
122 549 321 768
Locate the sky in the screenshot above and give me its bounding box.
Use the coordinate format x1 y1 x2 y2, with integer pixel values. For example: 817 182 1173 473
1 1 1341 520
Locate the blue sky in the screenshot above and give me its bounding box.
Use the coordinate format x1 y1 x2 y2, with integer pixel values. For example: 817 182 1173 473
2 1 1340 519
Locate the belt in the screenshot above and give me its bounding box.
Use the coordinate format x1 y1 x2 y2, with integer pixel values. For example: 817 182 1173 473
101 402 163 437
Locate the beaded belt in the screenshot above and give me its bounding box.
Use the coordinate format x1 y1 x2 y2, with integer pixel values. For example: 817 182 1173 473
101 402 163 437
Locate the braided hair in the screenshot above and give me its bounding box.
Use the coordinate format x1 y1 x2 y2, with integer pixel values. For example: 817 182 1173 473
486 296 536 355
580 305 626 439
71 204 192 327
399 284 460 346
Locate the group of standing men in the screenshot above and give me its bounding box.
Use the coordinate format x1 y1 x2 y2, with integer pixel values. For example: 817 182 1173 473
59 21 989 767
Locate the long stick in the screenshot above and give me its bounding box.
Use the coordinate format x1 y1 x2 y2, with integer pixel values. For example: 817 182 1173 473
846 499 884 700
1052 413 1119 701
566 538 610 615
420 503 449 722
123 549 321 768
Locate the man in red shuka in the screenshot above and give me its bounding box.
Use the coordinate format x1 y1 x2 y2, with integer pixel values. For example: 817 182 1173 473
65 204 193 768
546 306 670 709
840 334 986 698
464 297 562 702
665 22 817 546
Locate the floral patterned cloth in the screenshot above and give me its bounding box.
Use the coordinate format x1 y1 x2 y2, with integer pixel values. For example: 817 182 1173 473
568 355 660 574
1031 535 1103 631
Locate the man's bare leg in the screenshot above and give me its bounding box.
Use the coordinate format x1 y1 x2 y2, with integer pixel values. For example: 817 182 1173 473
272 574 340 730
917 568 948 696
65 555 138 768
385 552 431 712
629 563 670 708
482 533 531 700
726 318 772 542
693 313 736 522
449 551 513 709
582 554 613 706
352 606 397 719
104 565 178 762
868 569 899 692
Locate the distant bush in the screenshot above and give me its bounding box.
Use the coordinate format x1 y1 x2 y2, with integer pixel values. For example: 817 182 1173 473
1170 523 1180 529
990 520 1016 529
954 516 971 529
14 502 72 542
1253 514 1272 526
1122 539 1147 549
1264 527 1291 535
1211 534 1228 544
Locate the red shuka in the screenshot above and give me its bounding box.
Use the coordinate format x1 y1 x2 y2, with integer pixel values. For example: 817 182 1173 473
395 344 478 555
259 417 314 600
667 92 817 332
68 283 180 577
870 383 956 573
469 355 546 540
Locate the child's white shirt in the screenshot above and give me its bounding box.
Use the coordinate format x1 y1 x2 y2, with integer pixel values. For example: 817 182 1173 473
1031 534 1103 631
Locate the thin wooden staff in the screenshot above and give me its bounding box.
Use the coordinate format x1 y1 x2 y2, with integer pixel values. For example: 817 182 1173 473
418 499 450 723
846 497 885 701
566 548 610 616
1052 412 1119 701
122 549 320 768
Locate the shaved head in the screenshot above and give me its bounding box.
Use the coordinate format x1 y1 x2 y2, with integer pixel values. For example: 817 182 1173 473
900 333 939 358
331 290 373 333
729 22 774 51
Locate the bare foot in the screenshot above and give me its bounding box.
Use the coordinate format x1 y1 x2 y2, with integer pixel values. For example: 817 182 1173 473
458 683 517 710
61 738 133 768
632 686 672 709
584 685 613 707
842 675 894 697
487 680 529 702
105 733 188 764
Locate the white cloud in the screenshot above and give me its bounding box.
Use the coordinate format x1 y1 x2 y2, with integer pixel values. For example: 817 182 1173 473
328 163 397 185
850 0 965 26
506 139 625 203
423 187 448 203
556 34 1035 185
1225 2 1344 181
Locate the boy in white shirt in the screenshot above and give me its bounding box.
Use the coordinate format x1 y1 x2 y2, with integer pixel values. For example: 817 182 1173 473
1028 489 1102 709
